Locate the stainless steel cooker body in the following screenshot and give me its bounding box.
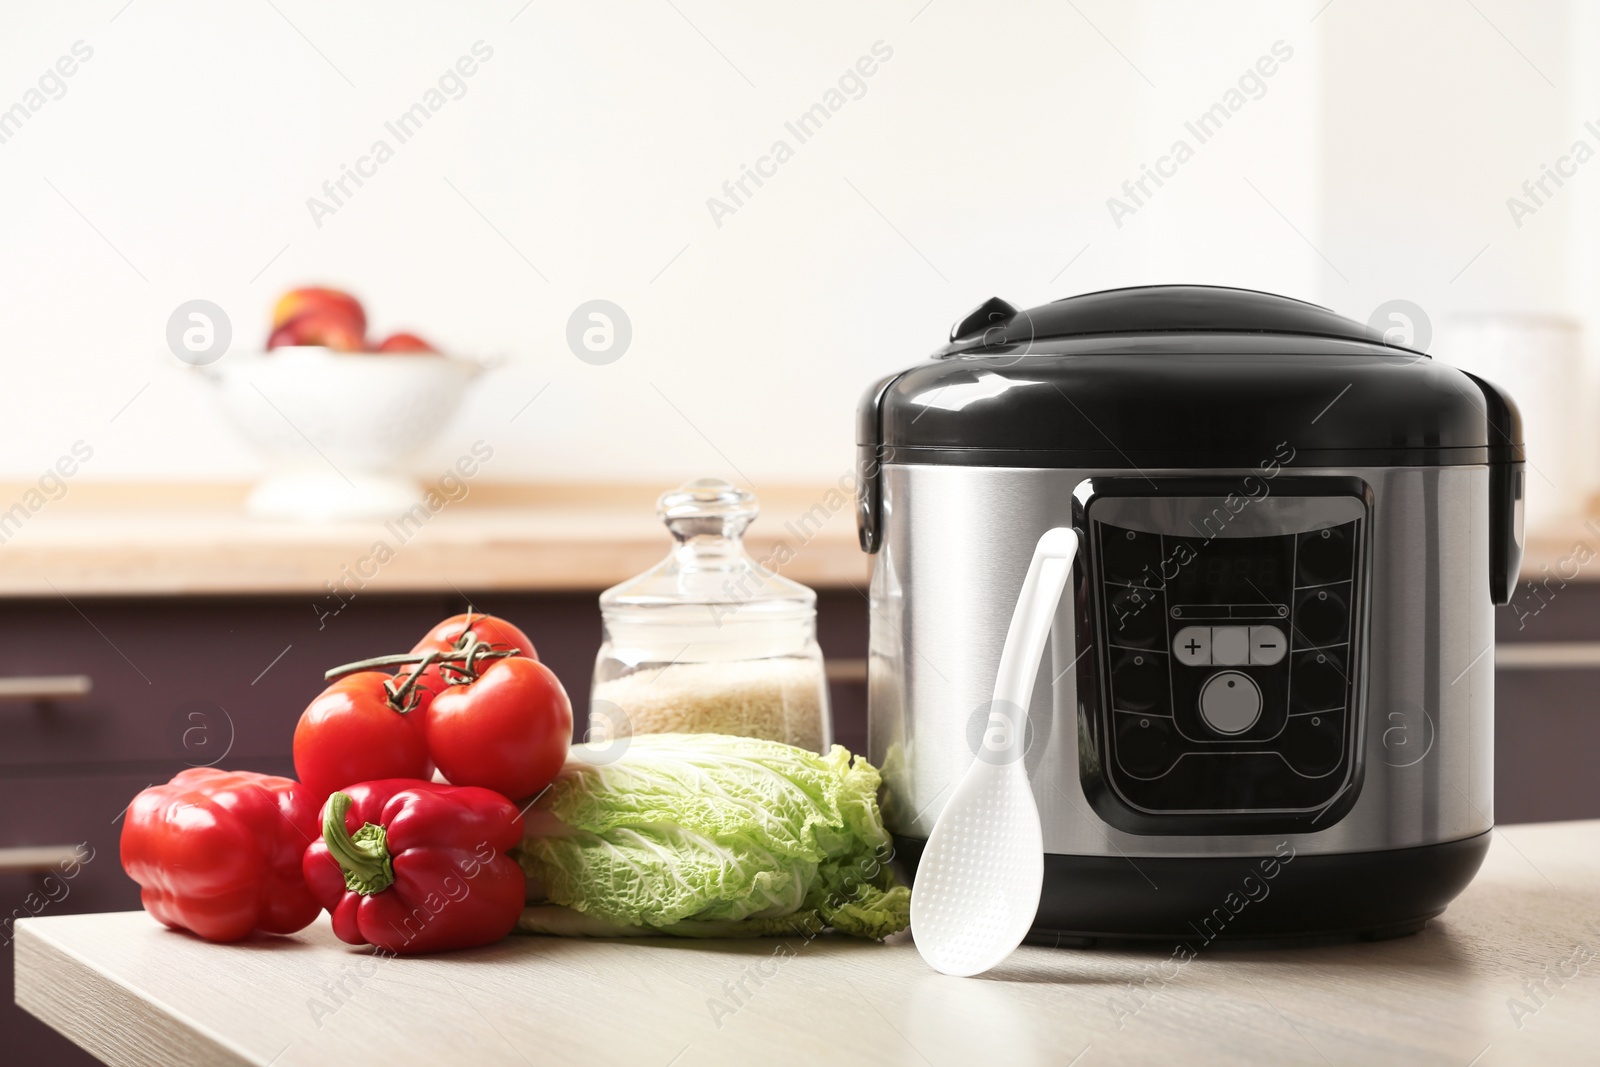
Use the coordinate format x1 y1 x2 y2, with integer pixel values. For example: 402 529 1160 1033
867 461 1494 859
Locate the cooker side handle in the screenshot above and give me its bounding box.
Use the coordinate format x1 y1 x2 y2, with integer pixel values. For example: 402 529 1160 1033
856 373 901 554
1465 372 1525 606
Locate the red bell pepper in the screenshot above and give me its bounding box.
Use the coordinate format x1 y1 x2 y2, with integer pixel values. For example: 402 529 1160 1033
120 768 321 942
302 779 525 955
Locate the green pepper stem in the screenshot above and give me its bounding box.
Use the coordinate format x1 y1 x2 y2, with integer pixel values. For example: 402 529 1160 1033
322 792 395 895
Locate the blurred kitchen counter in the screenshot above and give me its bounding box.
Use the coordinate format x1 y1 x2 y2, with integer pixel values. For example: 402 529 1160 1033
3 482 1596 598
0 482 866 597
1520 506 1600 582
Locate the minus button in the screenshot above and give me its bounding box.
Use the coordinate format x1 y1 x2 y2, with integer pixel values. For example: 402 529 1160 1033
1249 625 1287 666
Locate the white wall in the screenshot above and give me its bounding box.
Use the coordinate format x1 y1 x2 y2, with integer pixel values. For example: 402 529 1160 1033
1317 0 1588 524
0 1 1587 506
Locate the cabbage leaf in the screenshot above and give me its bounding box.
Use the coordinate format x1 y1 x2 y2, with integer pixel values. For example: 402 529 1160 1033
514 733 910 940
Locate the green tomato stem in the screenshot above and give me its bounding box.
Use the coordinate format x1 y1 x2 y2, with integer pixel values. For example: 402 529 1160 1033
323 647 518 683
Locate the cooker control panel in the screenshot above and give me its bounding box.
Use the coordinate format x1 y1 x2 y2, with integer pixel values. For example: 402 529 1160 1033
1172 625 1287 666
1075 481 1368 831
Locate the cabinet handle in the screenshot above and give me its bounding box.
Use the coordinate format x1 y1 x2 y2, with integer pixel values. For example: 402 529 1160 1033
826 658 868 684
0 845 84 874
1496 642 1600 669
0 676 92 701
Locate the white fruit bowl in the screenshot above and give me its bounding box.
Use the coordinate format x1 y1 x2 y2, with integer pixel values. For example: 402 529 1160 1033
203 347 480 521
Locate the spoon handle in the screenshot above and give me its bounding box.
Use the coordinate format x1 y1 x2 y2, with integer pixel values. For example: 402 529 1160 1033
985 528 1079 762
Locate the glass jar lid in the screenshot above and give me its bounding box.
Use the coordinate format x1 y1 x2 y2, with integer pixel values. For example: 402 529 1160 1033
599 478 816 623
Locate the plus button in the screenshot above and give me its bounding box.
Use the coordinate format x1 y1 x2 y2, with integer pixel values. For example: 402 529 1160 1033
1172 626 1212 666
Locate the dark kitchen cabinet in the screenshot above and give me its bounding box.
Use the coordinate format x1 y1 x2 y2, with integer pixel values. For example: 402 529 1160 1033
1494 581 1600 823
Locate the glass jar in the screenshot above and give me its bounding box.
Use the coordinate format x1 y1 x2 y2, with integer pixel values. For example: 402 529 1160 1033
591 478 832 753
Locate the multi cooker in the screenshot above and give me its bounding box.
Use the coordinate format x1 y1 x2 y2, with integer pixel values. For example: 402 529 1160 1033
858 285 1524 944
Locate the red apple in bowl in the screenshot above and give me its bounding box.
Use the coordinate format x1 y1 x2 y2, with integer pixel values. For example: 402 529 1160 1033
267 310 365 352
272 287 366 336
375 332 437 354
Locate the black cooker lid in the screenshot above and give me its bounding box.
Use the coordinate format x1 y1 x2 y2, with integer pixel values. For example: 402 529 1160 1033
859 285 1523 468
939 285 1386 355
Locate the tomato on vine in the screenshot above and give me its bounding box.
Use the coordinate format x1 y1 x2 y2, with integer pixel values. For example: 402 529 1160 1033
299 613 570 803
292 671 433 804
425 654 572 800
408 613 538 706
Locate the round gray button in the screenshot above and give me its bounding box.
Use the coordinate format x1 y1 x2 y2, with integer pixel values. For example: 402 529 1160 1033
1199 671 1261 735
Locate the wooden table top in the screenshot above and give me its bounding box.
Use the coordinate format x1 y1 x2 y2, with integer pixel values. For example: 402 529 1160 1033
14 819 1600 1066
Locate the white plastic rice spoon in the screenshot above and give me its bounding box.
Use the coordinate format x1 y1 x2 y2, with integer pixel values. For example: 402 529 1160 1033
912 526 1079 977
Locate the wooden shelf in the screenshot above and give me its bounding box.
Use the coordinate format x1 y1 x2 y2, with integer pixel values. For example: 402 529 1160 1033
1522 511 1600 584
0 482 867 597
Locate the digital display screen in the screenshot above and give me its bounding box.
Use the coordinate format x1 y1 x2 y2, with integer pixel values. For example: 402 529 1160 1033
1167 534 1293 607
1197 554 1280 590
